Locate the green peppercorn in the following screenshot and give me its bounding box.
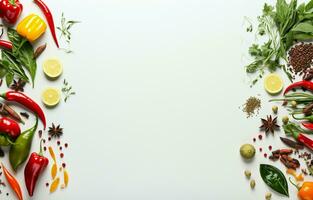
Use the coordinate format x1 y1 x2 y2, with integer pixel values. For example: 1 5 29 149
291 101 297 108
250 180 256 189
272 106 278 114
265 192 272 200
244 170 251 179
282 116 289 125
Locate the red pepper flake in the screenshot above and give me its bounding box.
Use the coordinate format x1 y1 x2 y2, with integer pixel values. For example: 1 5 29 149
253 138 256 142
258 134 262 140
64 143 68 148
269 145 272 151
45 182 49 187
62 163 66 168
60 153 64 158
57 141 60 145
38 130 42 138
259 147 263 152
264 153 267 158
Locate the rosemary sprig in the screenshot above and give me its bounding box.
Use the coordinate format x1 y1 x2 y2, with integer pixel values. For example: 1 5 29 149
57 13 80 45
61 79 75 102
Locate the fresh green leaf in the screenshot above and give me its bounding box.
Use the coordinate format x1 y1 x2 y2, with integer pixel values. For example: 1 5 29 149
7 28 37 86
5 72 13 87
260 164 289 197
306 0 313 12
293 32 313 40
292 22 313 33
2 51 28 82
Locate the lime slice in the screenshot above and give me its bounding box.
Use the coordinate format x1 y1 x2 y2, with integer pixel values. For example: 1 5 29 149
42 88 61 107
264 73 283 95
43 58 63 79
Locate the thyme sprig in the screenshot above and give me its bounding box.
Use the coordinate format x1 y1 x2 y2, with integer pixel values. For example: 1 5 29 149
61 79 75 103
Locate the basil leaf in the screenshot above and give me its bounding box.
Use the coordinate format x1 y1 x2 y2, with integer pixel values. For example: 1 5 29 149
7 28 37 86
306 0 313 12
292 22 313 33
2 50 28 82
260 164 289 197
5 72 13 87
293 33 313 40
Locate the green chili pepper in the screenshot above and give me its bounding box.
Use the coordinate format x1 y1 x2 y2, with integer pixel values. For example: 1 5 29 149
292 113 313 122
9 117 38 171
0 134 14 146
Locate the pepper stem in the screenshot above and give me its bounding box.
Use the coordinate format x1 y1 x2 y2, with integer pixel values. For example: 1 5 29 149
292 113 305 121
38 139 44 156
289 177 300 190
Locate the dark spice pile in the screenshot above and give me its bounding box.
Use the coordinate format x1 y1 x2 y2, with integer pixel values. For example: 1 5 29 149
242 96 261 118
288 43 313 80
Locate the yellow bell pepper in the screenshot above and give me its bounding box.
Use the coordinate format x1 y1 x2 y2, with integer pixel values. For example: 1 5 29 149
17 14 47 42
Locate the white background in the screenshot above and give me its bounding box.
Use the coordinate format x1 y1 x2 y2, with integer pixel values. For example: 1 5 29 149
0 0 310 199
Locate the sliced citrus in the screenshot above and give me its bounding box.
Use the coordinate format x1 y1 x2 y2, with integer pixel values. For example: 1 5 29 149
42 88 61 107
264 73 283 95
43 58 63 79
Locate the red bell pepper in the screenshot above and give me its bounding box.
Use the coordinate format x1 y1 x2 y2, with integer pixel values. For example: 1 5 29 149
0 0 23 24
24 139 49 196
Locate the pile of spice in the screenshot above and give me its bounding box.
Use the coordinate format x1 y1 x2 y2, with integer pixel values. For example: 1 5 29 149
242 96 261 118
288 43 313 80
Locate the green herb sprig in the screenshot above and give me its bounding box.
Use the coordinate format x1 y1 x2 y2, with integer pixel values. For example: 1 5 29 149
57 13 80 46
61 79 75 102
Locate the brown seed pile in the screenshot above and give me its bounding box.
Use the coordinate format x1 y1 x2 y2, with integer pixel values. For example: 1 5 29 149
288 43 313 77
242 96 261 118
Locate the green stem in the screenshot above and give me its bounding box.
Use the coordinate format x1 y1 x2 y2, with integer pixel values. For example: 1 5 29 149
288 177 300 190
38 139 44 156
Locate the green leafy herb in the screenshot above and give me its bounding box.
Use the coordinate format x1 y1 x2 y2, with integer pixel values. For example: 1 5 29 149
260 164 289 197
245 0 313 85
62 79 75 102
57 12 80 45
7 28 37 86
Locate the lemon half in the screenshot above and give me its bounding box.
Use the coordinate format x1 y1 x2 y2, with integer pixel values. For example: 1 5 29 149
42 88 61 107
264 73 283 95
43 58 63 79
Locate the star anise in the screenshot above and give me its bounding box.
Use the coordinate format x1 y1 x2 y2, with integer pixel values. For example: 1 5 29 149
260 115 280 134
48 123 63 138
10 79 26 92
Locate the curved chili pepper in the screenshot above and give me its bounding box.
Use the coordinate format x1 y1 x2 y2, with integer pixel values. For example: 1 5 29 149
1 91 46 129
1 163 23 200
0 40 12 50
0 0 23 24
9 117 38 171
24 139 49 196
0 117 20 138
290 178 313 200
302 122 313 131
33 0 59 48
284 81 313 95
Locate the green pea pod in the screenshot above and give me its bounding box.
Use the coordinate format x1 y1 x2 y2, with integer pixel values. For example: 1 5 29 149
9 117 38 171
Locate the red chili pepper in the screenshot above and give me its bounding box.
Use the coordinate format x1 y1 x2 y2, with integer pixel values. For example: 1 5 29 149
0 117 20 138
0 40 12 50
302 122 313 131
24 139 49 196
0 0 23 24
284 81 313 95
0 91 46 129
33 0 59 48
1 163 23 200
291 131 313 151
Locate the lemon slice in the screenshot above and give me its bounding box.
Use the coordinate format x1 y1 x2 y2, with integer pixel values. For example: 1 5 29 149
264 73 283 95
43 58 63 79
42 88 61 107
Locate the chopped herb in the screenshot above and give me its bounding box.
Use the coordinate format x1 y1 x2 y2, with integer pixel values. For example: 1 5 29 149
57 12 80 49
